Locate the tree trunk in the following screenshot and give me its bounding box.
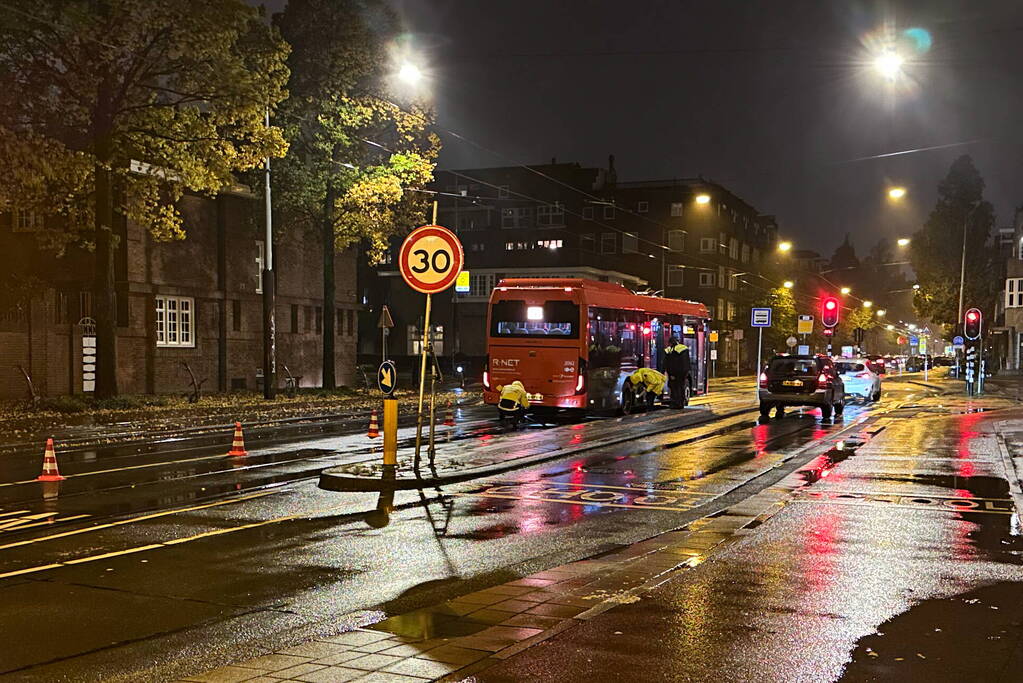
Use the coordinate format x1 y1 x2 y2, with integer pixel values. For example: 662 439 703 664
93 82 118 399
322 182 336 389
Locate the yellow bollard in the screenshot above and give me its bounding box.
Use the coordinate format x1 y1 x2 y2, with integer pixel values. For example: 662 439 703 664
383 397 398 465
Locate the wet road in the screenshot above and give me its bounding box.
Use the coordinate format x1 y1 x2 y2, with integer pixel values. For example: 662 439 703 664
0 377 969 681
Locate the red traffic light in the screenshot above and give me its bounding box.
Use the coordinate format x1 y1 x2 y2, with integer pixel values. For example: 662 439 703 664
821 296 840 328
964 307 982 340
966 311 979 322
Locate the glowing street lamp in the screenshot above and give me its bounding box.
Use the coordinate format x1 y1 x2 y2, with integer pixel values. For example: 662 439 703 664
398 62 423 85
783 280 794 289
840 287 851 295
886 324 895 331
876 309 886 317
862 300 873 308
897 237 910 247
777 241 792 253
912 284 920 290
694 193 711 205
888 187 907 200
874 50 904 81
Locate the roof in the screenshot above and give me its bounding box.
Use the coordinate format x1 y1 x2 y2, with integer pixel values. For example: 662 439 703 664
493 278 709 318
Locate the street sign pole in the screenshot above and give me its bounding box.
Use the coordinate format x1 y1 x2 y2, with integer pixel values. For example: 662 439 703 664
414 293 431 469
756 327 763 402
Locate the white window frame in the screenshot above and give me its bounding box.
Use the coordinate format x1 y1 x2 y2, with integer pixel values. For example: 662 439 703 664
1007 278 1023 308
255 241 265 293
600 233 616 254
622 232 639 254
501 207 532 228
699 237 716 254
727 269 738 291
668 230 685 252
536 202 565 227
741 243 750 263
729 237 739 260
13 209 45 232
155 295 195 348
670 202 683 217
699 272 715 288
637 201 649 213
667 265 685 286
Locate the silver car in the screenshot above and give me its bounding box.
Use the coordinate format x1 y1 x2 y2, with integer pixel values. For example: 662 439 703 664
835 358 882 402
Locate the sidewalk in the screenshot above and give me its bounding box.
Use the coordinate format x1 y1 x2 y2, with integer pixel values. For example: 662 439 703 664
179 395 1023 683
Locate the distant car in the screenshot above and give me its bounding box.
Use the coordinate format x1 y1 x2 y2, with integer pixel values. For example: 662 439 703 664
903 355 932 372
933 356 954 367
865 355 887 375
835 358 882 402
758 354 845 420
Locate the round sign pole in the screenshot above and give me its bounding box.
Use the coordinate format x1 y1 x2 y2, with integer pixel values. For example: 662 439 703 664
398 217 464 469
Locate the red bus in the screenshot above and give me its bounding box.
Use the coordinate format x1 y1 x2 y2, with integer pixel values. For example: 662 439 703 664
483 278 711 414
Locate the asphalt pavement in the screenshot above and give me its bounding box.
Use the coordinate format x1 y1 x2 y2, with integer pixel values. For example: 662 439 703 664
1 374 1018 682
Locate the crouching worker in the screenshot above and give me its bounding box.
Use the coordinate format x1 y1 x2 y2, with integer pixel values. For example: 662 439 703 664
497 380 530 428
629 367 667 407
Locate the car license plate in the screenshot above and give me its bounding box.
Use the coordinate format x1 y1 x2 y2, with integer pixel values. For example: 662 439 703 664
527 393 543 401
783 380 803 387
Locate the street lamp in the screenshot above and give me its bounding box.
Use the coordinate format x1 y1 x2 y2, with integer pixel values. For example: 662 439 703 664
840 286 851 295
888 187 907 200
886 324 895 331
398 62 423 85
912 284 920 290
876 309 886 317
783 280 794 289
897 237 910 247
694 193 711 205
863 300 873 308
777 241 792 253
874 50 904 81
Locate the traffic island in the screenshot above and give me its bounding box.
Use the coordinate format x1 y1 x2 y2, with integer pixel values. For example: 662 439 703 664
319 405 754 492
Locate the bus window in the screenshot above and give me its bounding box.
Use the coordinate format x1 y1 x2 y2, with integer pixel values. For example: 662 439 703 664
491 300 580 338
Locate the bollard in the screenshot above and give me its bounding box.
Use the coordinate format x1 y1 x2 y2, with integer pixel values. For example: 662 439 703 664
383 397 398 465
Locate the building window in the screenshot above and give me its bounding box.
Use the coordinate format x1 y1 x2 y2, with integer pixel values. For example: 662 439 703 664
699 237 716 254
727 301 736 321
304 305 312 332
718 298 726 320
1007 279 1023 308
538 239 563 249
537 203 565 227
729 237 739 260
603 205 615 220
580 234 595 252
315 306 322 334
600 233 616 254
582 206 594 220
637 201 649 213
668 230 685 252
13 209 45 232
498 185 510 199
727 269 738 291
255 240 265 293
469 273 496 297
718 265 725 288
667 265 685 286
346 309 355 336
155 296 194 347
622 232 639 254
501 207 532 228
741 243 750 263
409 324 443 355
291 304 299 334
670 202 683 217
699 272 715 288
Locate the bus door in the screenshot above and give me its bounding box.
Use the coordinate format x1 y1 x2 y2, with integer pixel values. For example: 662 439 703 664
648 317 664 372
681 319 703 394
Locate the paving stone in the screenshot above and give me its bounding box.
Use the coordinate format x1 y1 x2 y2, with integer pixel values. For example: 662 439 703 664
524 602 588 618
355 673 429 683
499 613 567 630
343 653 404 671
322 630 393 646
379 642 444 658
281 643 358 659
464 608 511 625
184 667 265 683
266 663 327 679
506 577 557 587
383 657 459 679
476 584 535 596
418 644 489 665
293 667 366 683
452 625 543 652
237 655 312 673
309 651 366 666
352 640 398 654
449 591 505 606
487 599 538 613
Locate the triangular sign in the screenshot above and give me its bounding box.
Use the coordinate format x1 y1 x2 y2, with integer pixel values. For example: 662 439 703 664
378 305 395 329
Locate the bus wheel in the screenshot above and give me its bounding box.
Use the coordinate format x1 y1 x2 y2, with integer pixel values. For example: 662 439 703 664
619 383 635 415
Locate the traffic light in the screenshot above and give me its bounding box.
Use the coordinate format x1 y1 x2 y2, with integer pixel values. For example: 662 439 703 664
964 308 982 340
822 328 834 337
821 296 840 328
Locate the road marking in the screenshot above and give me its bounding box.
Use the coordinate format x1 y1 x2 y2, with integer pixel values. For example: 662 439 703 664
0 489 278 551
792 490 1014 514
489 480 719 496
456 483 705 512
0 513 90 533
0 510 31 519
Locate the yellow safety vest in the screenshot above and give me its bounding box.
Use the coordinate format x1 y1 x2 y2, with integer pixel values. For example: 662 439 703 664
498 381 530 410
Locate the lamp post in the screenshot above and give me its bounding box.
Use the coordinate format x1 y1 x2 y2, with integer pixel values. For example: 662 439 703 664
957 201 983 326
262 108 277 399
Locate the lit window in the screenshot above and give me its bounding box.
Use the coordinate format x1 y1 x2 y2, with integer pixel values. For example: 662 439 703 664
741 244 750 263
13 209 45 232
670 202 683 217
155 296 195 347
255 241 265 293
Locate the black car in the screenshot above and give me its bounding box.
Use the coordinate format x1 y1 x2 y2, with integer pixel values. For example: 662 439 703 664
758 354 845 420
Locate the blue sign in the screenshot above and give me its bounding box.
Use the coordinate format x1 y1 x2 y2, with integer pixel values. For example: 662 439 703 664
909 335 919 346
953 335 965 346
751 307 772 327
377 360 397 395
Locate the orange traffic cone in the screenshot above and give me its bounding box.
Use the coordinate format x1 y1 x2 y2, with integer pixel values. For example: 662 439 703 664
444 402 455 427
367 409 380 438
37 438 65 481
227 422 248 456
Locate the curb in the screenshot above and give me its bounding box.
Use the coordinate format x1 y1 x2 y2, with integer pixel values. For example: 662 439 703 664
319 406 755 492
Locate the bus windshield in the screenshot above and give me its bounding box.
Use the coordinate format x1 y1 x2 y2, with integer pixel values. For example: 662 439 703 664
491 300 579 338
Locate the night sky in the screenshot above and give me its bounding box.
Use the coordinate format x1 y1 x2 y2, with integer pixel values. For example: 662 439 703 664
272 0 1023 257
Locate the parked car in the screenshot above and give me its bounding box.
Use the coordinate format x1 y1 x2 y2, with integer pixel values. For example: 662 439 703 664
865 355 888 375
933 355 954 367
835 358 882 402
758 354 845 420
903 355 933 372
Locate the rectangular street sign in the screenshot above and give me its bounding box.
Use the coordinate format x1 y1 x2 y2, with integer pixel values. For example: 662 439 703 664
455 270 470 293
797 344 810 355
751 307 772 327
797 315 813 335
909 335 919 346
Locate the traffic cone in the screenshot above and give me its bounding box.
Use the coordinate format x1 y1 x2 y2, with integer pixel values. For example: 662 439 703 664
37 438 65 481
444 402 455 427
227 422 248 457
367 409 380 438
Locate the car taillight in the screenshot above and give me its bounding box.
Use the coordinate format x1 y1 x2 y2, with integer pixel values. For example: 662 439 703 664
575 358 587 394
759 372 768 388
817 372 828 385
483 370 491 390
858 371 871 378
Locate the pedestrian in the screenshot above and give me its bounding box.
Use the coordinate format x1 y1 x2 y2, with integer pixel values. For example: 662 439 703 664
664 336 692 408
496 380 530 428
628 366 667 406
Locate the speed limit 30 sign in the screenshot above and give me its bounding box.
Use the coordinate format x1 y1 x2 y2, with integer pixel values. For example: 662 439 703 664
399 225 464 294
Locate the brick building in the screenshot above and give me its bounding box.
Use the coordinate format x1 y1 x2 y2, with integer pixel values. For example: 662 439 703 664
358 157 778 375
0 185 358 400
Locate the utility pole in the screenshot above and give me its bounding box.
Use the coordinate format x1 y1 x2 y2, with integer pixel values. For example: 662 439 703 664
262 108 277 399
